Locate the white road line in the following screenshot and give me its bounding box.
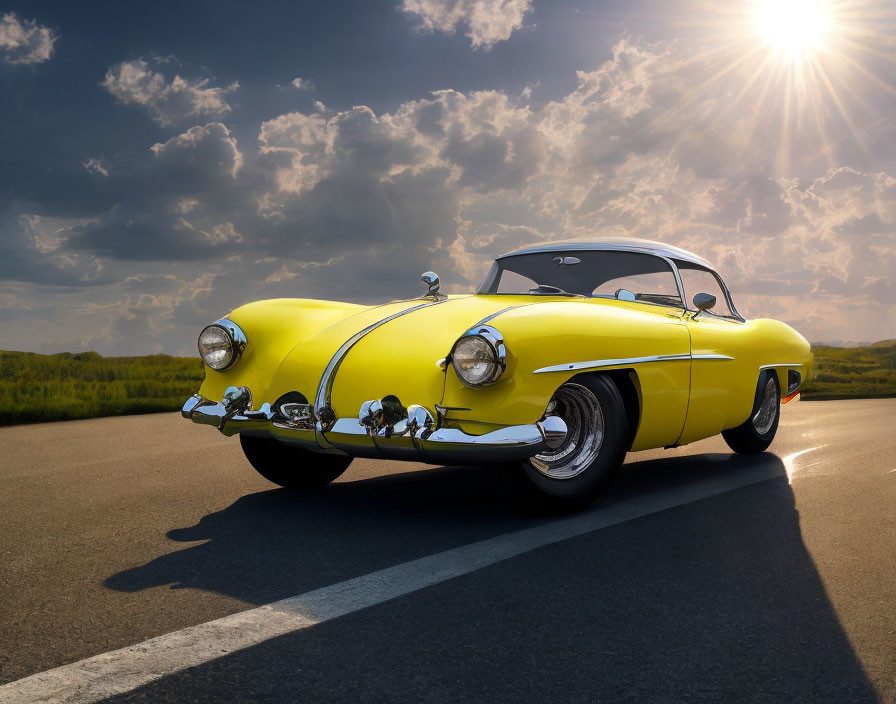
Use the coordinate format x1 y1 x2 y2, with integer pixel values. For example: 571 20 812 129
0 461 787 704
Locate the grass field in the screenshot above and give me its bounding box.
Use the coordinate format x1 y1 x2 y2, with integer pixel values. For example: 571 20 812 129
0 351 204 426
1 341 895 425
800 340 896 400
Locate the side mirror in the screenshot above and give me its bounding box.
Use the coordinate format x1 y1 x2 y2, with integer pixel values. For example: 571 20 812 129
692 292 716 318
420 271 444 299
615 288 636 302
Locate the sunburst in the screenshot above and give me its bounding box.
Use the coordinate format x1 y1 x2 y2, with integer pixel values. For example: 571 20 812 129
659 0 894 173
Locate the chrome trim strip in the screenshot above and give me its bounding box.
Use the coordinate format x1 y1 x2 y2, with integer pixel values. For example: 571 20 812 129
314 300 449 432
472 303 539 326
533 353 735 374
533 353 692 374
759 363 803 369
660 255 688 310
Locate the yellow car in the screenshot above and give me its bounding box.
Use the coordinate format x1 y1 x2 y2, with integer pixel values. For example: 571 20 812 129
183 238 812 507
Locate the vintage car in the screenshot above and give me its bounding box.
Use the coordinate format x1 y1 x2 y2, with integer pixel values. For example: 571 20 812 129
183 238 812 507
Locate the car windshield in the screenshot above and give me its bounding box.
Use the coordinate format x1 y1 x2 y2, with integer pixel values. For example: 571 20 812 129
476 250 684 308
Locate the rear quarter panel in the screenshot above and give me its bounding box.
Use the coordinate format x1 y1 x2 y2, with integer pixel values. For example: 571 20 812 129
679 316 812 444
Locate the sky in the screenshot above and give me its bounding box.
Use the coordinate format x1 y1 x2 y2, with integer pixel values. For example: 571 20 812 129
1 0 894 355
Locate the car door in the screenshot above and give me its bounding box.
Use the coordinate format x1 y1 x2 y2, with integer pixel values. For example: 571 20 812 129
674 262 757 445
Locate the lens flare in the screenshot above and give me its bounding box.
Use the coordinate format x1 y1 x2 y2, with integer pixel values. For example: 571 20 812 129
652 0 893 173
754 0 834 58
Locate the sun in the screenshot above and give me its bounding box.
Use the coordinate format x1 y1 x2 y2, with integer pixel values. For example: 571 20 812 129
754 0 834 58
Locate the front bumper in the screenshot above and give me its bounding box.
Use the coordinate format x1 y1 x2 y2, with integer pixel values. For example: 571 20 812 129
181 391 566 465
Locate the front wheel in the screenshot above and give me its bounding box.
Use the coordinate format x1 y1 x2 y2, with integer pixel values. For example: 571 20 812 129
722 371 780 454
239 435 352 489
517 375 630 511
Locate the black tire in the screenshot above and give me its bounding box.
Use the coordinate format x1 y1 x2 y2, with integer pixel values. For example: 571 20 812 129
239 434 352 489
722 371 780 454
517 375 630 511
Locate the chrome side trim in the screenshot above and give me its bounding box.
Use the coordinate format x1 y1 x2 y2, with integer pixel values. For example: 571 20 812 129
759 363 803 369
472 303 539 326
533 354 692 374
533 353 735 374
314 300 448 432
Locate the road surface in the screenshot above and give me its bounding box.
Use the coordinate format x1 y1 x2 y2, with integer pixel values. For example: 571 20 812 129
0 398 894 702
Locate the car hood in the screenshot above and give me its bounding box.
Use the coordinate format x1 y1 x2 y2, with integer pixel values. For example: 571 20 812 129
266 294 542 416
198 294 553 410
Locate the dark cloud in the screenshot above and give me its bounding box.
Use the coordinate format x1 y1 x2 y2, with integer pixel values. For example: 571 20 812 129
1 4 895 353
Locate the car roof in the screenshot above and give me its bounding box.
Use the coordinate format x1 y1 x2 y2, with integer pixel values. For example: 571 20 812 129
496 238 714 269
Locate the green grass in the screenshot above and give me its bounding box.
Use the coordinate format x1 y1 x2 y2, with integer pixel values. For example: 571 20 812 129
801 340 896 400
1 340 894 425
0 350 205 426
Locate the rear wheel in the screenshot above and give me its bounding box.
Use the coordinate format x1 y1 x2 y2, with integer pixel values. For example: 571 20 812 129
722 371 780 454
518 375 630 510
239 435 352 489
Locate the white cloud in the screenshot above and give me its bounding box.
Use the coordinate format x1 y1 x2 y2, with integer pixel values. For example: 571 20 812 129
291 76 312 90
81 158 109 177
0 12 56 65
101 59 237 125
401 0 533 49
5 35 895 352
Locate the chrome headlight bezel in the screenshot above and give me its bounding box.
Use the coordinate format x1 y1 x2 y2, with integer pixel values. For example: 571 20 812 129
450 325 507 388
198 318 247 371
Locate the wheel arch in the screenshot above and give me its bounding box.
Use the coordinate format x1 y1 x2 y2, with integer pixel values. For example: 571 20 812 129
567 369 641 450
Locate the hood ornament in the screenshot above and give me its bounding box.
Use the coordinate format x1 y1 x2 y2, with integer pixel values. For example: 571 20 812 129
420 271 447 300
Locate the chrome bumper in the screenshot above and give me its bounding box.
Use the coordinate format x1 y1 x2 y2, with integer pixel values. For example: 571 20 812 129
181 391 566 465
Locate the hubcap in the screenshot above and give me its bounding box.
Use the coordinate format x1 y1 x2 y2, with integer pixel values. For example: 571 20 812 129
530 383 604 480
752 377 778 435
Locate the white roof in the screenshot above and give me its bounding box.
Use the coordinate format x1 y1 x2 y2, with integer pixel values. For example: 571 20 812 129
497 238 713 269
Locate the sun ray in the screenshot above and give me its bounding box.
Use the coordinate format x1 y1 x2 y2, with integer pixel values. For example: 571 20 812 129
668 0 896 173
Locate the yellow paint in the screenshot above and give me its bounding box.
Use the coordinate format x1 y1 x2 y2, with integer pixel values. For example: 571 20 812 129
196 292 812 452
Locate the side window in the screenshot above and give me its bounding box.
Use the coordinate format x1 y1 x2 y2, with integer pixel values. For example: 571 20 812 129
496 270 538 293
593 271 682 308
675 262 735 317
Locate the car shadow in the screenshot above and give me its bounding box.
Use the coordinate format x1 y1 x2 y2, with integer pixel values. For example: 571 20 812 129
103 452 878 702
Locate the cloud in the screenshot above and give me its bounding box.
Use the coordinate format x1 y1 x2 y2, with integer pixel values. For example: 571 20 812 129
81 158 109 177
101 59 237 125
401 0 533 49
4 35 895 353
150 122 243 179
0 12 56 65
291 77 312 90
60 123 247 261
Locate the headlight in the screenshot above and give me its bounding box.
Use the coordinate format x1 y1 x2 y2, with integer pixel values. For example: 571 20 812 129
198 319 247 371
450 325 506 387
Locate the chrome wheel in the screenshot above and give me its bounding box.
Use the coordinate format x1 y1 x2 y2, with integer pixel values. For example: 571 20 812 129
529 383 604 480
752 376 778 435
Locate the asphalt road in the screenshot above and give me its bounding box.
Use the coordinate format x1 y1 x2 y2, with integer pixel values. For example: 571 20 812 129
1 398 894 702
